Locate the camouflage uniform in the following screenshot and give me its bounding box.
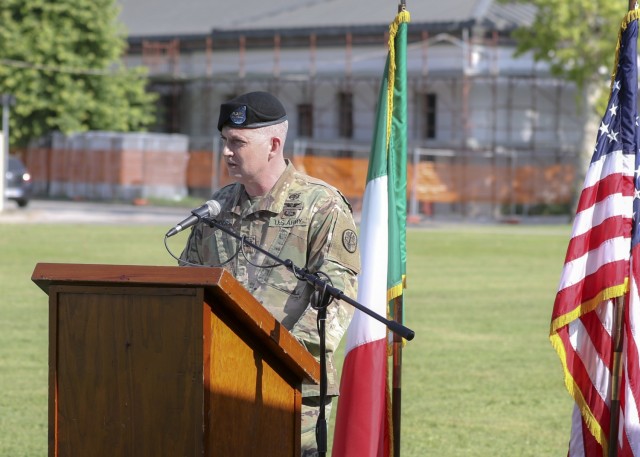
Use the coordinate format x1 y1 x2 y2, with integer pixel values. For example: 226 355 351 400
180 160 359 455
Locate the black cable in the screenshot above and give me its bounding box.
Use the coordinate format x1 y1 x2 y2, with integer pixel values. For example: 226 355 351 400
237 234 281 269
163 231 240 268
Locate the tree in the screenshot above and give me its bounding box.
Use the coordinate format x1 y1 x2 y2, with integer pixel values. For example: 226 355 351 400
508 0 631 198
0 0 156 146
512 0 628 98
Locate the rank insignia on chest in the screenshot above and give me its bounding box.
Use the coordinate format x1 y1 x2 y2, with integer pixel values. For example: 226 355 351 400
282 201 303 218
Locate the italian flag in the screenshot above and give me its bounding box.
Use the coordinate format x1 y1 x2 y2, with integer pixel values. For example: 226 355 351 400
332 9 409 457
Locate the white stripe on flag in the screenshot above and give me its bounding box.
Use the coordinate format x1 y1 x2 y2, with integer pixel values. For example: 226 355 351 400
572 194 634 239
582 149 630 188
345 175 389 353
559 236 632 290
569 316 612 402
569 404 586 457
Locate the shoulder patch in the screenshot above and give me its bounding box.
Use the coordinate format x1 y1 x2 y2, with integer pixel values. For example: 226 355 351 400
327 210 360 273
342 229 358 253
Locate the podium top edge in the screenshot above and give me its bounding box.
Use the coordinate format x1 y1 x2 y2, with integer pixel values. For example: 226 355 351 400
31 263 226 293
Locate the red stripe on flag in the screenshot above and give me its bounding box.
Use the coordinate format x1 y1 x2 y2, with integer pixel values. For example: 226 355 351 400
620 253 640 457
628 254 640 411
553 260 629 320
575 173 634 214
565 215 631 263
332 339 389 457
618 373 629 457
580 310 614 368
620 428 632 457
580 417 605 457
625 334 640 404
558 328 611 431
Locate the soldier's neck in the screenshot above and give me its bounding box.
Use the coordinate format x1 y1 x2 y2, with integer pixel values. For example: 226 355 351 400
243 160 287 197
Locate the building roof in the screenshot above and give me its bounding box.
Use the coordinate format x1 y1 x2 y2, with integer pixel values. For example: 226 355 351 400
117 0 534 38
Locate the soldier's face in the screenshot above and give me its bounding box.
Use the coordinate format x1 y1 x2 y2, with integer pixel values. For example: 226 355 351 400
221 126 271 184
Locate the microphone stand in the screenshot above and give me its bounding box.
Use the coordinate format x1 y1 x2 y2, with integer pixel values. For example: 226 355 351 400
200 216 415 456
316 282 330 456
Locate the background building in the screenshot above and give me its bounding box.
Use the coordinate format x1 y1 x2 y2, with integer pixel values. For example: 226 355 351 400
114 0 580 218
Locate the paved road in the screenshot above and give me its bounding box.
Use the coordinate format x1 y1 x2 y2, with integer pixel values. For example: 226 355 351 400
0 198 570 229
0 199 193 226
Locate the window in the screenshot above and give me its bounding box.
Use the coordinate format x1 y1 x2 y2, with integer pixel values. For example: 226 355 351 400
337 91 354 139
149 82 183 133
297 103 313 138
423 92 437 139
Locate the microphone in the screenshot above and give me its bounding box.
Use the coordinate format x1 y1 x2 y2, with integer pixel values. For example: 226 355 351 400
165 200 221 238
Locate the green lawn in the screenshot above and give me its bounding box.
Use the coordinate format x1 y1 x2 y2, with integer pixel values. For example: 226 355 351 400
396 225 573 456
0 223 574 456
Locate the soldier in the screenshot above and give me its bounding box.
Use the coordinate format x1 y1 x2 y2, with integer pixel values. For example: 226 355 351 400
180 91 360 456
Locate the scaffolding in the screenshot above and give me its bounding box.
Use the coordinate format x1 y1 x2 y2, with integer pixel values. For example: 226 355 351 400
126 26 581 219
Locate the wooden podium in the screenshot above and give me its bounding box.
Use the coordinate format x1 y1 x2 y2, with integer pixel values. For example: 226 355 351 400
32 263 320 457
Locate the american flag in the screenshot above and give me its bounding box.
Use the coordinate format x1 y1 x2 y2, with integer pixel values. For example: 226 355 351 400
550 11 640 456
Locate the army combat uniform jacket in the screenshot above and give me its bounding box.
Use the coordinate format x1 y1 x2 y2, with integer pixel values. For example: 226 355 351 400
180 161 360 396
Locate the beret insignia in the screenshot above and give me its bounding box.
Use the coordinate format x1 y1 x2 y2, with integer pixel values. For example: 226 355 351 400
229 106 247 125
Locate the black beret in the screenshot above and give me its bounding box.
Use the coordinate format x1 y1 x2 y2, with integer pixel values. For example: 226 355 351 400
217 91 287 131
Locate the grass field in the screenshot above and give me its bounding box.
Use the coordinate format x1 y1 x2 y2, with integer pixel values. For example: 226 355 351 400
0 222 574 456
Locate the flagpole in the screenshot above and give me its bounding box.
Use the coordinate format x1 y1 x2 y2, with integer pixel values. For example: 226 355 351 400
392 296 404 457
392 2 407 456
608 295 624 457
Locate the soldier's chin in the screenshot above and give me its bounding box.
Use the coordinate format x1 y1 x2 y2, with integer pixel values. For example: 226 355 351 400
226 166 243 179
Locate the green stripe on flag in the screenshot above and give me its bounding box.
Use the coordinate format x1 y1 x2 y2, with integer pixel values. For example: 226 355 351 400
387 13 408 316
367 11 409 319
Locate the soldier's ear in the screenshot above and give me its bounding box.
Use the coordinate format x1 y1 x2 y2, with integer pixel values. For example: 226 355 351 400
270 137 278 153
268 135 283 159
